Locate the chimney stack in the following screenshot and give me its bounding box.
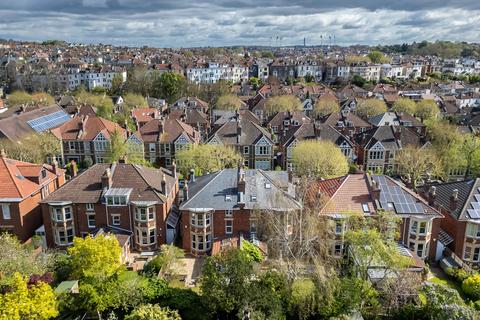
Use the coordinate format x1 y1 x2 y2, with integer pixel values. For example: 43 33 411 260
393 126 401 141
450 188 459 210
70 160 78 177
171 161 177 179
158 118 164 134
428 185 437 206
189 169 195 183
52 159 60 175
101 168 112 189
288 167 293 183
0 148 6 158
183 181 189 201
238 168 246 193
161 173 167 194
370 177 381 200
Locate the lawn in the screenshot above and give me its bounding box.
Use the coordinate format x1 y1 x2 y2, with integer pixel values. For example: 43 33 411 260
427 268 466 300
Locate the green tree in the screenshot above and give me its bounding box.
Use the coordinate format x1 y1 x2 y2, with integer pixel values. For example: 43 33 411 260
395 146 442 190
356 98 387 118
126 304 181 320
215 94 243 111
158 72 186 103
0 132 61 164
105 129 127 163
288 279 318 320
240 240 264 263
123 92 148 109
313 95 340 118
68 235 122 280
415 99 439 122
265 95 302 115
292 140 349 179
32 92 55 105
249 77 261 90
7 91 33 106
368 51 388 64
351 75 366 87
392 98 416 115
0 233 55 283
109 74 124 96
200 249 253 317
176 144 242 176
0 272 58 320
462 274 480 300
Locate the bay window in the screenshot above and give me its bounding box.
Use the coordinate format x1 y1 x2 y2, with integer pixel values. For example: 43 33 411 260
135 206 155 221
136 227 156 245
191 233 211 252
55 227 74 245
51 206 73 222
190 212 211 227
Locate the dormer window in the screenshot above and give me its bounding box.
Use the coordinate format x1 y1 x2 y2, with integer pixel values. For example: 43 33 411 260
41 169 47 179
265 183 271 189
251 195 257 202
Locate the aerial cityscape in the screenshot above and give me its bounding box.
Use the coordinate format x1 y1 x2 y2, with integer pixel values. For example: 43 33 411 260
0 1 480 319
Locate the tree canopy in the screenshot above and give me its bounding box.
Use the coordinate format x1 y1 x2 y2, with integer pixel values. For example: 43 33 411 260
415 99 439 122
391 98 416 115
291 140 349 179
313 95 340 118
265 95 302 115
175 144 242 176
68 235 122 280
0 132 61 164
356 99 388 118
215 94 243 111
126 304 181 320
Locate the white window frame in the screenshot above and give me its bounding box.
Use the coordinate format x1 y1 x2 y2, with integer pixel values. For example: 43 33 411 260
51 206 73 222
112 214 121 226
225 219 233 234
1 204 11 220
87 213 95 228
135 206 155 222
86 203 94 211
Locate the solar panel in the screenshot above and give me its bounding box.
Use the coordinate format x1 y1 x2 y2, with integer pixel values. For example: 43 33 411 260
27 111 71 132
467 209 480 219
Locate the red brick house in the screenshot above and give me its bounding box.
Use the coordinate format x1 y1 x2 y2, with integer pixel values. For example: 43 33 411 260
40 162 179 251
179 168 302 255
309 173 442 260
0 151 65 242
421 179 480 264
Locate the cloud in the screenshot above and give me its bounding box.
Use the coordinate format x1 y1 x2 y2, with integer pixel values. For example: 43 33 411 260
0 1 478 47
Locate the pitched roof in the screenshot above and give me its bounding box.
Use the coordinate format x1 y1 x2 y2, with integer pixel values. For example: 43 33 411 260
43 163 176 204
180 169 301 211
0 105 69 142
422 179 480 220
0 156 59 199
138 118 199 143
209 115 272 146
50 115 124 141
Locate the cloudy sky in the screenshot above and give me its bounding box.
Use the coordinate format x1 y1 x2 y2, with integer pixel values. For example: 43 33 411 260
0 0 479 47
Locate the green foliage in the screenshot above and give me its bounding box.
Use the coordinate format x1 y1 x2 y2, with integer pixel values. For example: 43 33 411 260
158 288 211 320
126 304 181 320
288 278 317 320
143 245 185 278
0 233 55 283
7 91 33 106
32 92 55 105
415 99 440 122
265 95 302 115
200 249 253 316
313 95 340 118
351 75 366 87
215 94 243 110
462 274 480 300
109 74 124 96
368 50 389 64
392 98 416 115
356 98 388 118
123 92 148 109
421 283 476 320
175 144 242 176
68 235 122 280
92 86 108 95
240 240 264 263
158 72 186 104
0 272 58 320
292 140 349 179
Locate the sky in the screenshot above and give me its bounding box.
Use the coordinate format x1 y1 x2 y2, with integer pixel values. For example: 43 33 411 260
0 0 479 48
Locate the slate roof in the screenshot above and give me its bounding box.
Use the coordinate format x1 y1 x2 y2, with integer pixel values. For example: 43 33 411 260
369 112 400 127
209 114 272 146
356 126 422 150
0 105 68 142
180 169 301 211
42 163 176 204
168 108 209 125
422 179 480 220
138 118 199 143
281 123 352 148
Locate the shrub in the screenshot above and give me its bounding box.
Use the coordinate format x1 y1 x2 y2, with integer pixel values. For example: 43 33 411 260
462 274 480 300
240 240 264 263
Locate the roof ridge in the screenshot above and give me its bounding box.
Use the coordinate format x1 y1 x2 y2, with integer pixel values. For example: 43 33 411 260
180 170 223 208
131 164 166 202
